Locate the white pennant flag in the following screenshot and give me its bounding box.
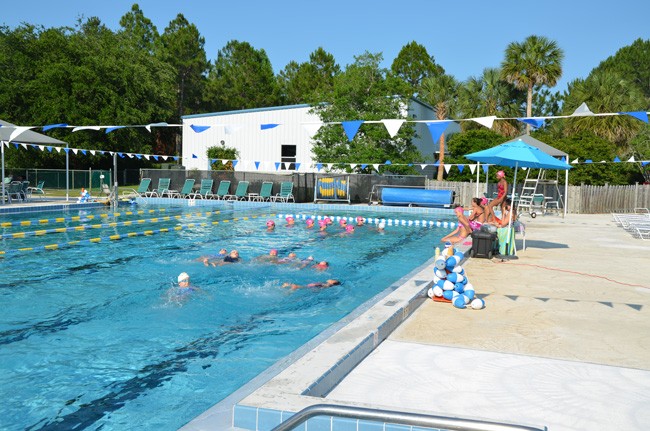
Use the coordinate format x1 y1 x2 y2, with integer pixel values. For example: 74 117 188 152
225 125 242 135
222 159 229 165
90 150 96 155
420 164 428 170
444 164 452 174
571 158 579 164
38 145 45 151
72 126 101 132
72 148 78 155
127 153 134 158
302 123 322 139
9 126 33 142
471 116 497 129
468 164 476 174
326 163 333 170
284 162 291 169
627 156 635 162
161 156 168 161
372 164 380 171
144 155 150 160
381 119 405 137
571 102 594 117
20 143 28 150
349 163 357 169
54 147 62 153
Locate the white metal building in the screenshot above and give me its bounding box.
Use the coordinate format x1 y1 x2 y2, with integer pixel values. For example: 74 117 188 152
181 99 448 172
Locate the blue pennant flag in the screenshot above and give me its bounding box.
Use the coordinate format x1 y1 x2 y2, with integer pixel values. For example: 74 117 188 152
425 121 451 143
232 160 238 168
152 155 159 161
81 150 87 155
620 111 649 123
13 143 19 149
517 118 545 129
42 123 68 132
260 123 280 130
482 164 490 173
361 164 367 169
192 154 198 158
585 159 593 164
63 147 70 153
408 163 413 167
316 163 323 171
173 157 179 161
210 159 217 164
105 126 126 134
275 162 281 171
384 160 392 165
295 163 301 171
613 156 621 163
118 153 125 158
135 154 142 159
642 161 649 167
341 120 364 141
254 161 260 170
47 146 53 152
99 151 105 155
190 124 210 133
458 165 465 173
433 160 440 167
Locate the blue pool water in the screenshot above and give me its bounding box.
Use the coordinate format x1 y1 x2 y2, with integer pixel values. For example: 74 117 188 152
0 205 454 430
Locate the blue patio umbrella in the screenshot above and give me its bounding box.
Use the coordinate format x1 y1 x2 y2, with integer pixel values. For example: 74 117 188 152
465 139 572 254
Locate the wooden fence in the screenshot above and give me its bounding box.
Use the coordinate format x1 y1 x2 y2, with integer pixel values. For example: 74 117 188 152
426 179 650 214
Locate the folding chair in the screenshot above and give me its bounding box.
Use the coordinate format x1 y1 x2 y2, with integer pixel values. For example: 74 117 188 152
28 181 46 199
190 179 214 199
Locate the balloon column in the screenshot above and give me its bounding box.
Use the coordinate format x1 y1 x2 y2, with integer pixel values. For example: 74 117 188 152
427 243 485 310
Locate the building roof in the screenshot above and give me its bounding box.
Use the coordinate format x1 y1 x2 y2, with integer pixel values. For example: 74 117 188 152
182 104 312 120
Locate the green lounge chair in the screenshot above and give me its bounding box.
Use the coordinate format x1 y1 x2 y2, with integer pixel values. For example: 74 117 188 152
224 181 249 201
146 178 171 197
190 179 214 199
256 181 273 202
172 179 195 198
122 178 152 198
213 180 231 200
28 181 46 199
271 181 295 203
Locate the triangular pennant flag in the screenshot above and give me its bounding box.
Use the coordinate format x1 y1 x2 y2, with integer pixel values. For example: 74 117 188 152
341 120 364 141
349 163 357 169
627 156 635 162
20 143 28 150
210 159 217 164
127 153 134 158
302 123 322 139
152 155 159 161
192 154 198 158
232 160 238 168
457 165 465 173
571 158 579 164
260 123 280 130
225 125 242 135
108 151 114 156
274 162 281 171
161 156 168 161
144 154 150 160
90 150 96 155
105 126 126 134
642 161 649 167
571 102 594 116
316 163 323 171
190 124 210 133
71 148 78 154
619 111 649 123
361 164 368 170
585 159 593 164
13 143 19 149
254 161 260 170
419 164 428 170
145 122 168 133
9 126 33 142
284 162 291 169
381 119 405 137
42 123 68 132
80 150 87 155
118 152 125 158
135 154 142 159
38 145 45 151
372 164 380 171
613 156 621 163
173 157 179 161
482 164 489 173
468 164 476 174
517 118 545 129
54 147 63 153
326 163 333 170
384 160 392 165
471 116 497 129
72 126 101 132
425 121 451 143
444 164 452 174
46 146 53 152
221 159 228 165
294 162 301 171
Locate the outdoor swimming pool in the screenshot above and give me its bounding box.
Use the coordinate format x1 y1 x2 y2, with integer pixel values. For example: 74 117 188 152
0 204 455 430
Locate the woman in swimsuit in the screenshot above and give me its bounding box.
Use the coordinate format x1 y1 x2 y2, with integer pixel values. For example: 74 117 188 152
487 170 508 214
468 198 486 231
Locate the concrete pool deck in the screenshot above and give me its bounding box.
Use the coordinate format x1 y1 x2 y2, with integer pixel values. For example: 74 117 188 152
184 212 650 431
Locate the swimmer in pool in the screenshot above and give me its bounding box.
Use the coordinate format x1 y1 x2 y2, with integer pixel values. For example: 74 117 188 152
266 220 275 231
282 279 341 290
278 252 298 264
286 216 295 226
211 249 241 266
256 248 279 263
197 248 227 266
356 216 365 226
305 218 315 229
312 260 329 271
166 272 200 304
318 220 327 232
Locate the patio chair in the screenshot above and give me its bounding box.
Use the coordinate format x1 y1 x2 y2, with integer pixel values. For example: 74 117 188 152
7 181 23 203
121 178 152 198
255 181 273 202
145 178 171 197
171 179 195 198
28 181 46 199
20 181 31 202
271 181 295 203
224 181 249 201
190 179 214 199
213 180 231 200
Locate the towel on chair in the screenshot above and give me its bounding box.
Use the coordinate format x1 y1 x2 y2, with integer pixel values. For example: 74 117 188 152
497 227 516 255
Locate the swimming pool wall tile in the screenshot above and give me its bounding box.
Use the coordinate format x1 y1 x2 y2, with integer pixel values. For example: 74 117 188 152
332 417 357 431
306 415 331 431
233 405 257 430
257 407 283 430
357 420 385 431
385 424 411 431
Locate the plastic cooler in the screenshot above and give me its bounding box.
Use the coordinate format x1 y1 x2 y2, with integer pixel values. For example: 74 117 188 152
469 230 499 259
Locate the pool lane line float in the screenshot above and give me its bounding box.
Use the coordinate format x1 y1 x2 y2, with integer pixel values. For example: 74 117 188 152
0 207 172 228
277 214 456 229
0 214 275 257
428 244 485 310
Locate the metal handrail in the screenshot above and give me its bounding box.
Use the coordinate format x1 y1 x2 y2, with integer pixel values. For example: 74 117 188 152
271 404 546 431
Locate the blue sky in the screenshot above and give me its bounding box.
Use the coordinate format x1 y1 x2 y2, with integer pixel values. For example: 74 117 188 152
3 0 649 95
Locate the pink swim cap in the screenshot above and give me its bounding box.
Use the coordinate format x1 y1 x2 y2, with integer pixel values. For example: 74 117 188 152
454 206 464 214
306 219 314 225
345 225 354 233
318 220 327 227
480 197 488 206
286 216 294 222
339 219 347 226
356 216 364 222
266 220 275 227
496 170 505 179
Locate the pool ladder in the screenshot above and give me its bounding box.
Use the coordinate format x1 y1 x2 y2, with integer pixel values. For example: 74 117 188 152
270 403 546 431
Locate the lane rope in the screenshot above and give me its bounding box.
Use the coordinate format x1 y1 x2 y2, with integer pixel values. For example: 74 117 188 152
276 213 457 228
0 208 169 228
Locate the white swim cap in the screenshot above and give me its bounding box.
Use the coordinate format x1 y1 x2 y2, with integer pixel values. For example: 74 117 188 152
178 272 190 283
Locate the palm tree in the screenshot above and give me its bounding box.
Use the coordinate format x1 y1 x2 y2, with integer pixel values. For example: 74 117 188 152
420 74 459 180
562 70 646 148
458 67 524 137
501 35 564 133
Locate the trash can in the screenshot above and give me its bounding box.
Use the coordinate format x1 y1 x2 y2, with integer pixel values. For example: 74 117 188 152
469 230 499 259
